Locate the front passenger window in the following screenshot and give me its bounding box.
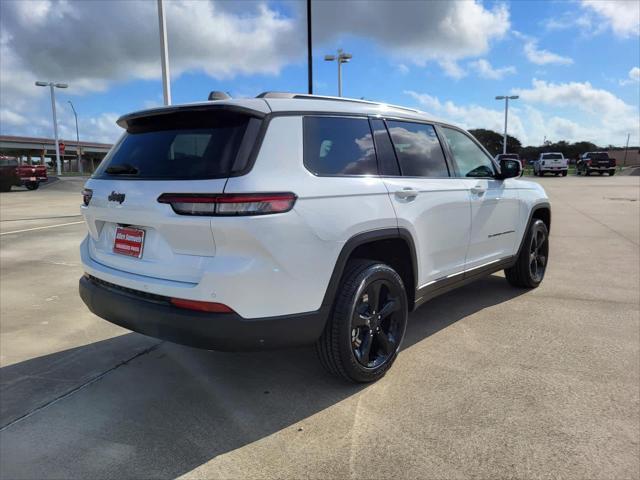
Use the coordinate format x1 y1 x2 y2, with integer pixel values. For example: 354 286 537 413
441 127 495 178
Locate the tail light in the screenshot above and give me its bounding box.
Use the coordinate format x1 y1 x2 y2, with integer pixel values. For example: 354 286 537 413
170 298 234 313
586 159 592 166
158 192 297 216
82 188 93 206
611 158 617 167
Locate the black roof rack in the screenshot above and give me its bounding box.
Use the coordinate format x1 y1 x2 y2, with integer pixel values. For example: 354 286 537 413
255 92 421 114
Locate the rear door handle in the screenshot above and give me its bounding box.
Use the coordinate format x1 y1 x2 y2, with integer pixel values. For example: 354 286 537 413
395 188 419 199
470 184 486 195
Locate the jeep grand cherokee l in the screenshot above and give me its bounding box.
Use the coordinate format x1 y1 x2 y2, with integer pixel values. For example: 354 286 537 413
79 93 551 383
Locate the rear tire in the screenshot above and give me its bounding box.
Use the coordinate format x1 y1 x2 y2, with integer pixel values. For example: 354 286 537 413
505 219 549 289
25 182 39 190
585 170 591 176
0 182 11 192
316 259 408 383
609 170 615 176
562 171 567 177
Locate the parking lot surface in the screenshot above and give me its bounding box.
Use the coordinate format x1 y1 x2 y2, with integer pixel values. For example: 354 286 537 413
1 175 638 479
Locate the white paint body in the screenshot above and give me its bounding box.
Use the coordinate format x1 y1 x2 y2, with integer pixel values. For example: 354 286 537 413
80 97 549 319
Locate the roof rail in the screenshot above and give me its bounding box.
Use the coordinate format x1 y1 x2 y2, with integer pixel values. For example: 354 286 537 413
255 92 422 114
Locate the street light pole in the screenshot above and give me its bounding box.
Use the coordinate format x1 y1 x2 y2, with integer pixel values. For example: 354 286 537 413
36 81 68 176
68 100 82 174
495 95 519 154
157 0 171 105
324 49 352 97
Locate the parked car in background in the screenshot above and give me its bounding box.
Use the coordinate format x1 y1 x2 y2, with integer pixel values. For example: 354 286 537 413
533 152 568 176
576 152 616 176
79 92 551 383
0 157 48 191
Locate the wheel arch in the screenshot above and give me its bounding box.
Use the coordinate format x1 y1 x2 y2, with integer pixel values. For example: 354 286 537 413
515 202 551 259
321 228 418 312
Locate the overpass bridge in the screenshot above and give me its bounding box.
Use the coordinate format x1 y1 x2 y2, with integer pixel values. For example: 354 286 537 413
0 135 113 172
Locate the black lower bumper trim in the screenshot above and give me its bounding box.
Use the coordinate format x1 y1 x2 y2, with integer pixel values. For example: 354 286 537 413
79 276 327 351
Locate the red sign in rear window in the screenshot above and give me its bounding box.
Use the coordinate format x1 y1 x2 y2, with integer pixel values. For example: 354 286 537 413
113 227 145 258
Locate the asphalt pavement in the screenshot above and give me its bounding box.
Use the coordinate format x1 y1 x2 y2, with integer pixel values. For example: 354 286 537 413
0 175 638 479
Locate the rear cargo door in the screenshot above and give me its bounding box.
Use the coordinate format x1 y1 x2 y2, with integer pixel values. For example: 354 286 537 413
82 107 263 284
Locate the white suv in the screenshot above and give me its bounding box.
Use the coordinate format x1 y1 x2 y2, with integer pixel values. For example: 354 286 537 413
79 93 551 383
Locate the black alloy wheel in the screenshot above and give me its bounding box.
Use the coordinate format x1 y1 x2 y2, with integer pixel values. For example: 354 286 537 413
316 260 408 383
528 225 548 283
350 279 403 369
505 219 549 288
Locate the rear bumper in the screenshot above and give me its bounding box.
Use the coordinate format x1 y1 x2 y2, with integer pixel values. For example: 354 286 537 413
19 177 47 183
79 275 327 351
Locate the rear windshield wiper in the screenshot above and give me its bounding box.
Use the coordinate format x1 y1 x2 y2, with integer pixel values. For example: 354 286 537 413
105 164 139 175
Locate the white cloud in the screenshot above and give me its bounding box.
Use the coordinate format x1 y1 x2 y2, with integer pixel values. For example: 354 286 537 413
468 59 516 79
0 109 29 129
512 79 634 117
396 64 410 75
313 1 509 63
438 59 467 79
581 0 640 38
523 40 573 65
405 81 639 147
620 67 640 86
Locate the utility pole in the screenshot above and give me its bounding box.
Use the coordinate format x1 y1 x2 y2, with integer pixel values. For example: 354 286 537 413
157 0 171 105
495 95 519 154
68 101 82 174
623 133 630 166
307 0 313 94
35 81 68 176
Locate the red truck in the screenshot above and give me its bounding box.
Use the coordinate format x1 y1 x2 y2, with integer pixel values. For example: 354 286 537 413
0 157 48 191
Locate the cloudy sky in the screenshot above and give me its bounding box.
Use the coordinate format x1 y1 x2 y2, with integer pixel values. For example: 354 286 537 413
0 0 638 146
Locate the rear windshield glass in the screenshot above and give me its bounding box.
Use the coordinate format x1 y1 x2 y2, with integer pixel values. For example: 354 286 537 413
498 154 519 160
542 153 563 159
94 110 260 180
588 152 609 159
0 158 18 167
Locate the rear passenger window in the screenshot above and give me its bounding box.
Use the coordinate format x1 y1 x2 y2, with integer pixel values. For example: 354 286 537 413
303 117 378 176
386 121 449 177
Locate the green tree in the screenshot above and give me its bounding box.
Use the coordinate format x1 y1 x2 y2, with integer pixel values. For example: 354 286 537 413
468 129 522 156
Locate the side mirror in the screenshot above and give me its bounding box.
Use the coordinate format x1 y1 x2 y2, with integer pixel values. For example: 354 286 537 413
498 158 522 179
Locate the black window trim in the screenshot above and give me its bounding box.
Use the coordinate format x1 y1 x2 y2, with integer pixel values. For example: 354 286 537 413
302 114 381 178
381 117 453 179
436 124 499 179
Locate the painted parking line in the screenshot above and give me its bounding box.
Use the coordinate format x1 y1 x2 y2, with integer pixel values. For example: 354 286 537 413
0 221 85 236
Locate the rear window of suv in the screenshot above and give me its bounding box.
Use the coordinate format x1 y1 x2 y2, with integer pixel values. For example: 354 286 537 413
94 110 261 180
542 154 563 159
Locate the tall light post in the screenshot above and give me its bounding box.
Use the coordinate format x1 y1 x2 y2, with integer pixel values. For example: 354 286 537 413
495 95 519 154
324 49 352 97
35 81 68 176
157 0 171 105
67 100 82 174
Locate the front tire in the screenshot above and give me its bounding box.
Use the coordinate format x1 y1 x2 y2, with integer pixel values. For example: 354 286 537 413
505 219 549 289
316 260 408 383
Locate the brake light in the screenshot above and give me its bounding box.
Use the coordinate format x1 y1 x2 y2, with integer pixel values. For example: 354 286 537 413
611 158 616 167
586 159 592 166
170 298 234 313
158 192 297 216
82 188 93 206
